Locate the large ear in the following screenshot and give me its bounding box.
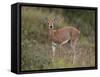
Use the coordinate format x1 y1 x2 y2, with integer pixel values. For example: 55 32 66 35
53 16 58 22
53 16 64 24
41 17 48 23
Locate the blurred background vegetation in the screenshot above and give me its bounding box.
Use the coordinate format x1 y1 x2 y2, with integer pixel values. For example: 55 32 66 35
21 6 96 71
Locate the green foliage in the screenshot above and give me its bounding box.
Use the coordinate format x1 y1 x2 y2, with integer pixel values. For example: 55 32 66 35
21 6 96 71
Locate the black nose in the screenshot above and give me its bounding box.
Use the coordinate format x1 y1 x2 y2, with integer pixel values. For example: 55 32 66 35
50 26 52 28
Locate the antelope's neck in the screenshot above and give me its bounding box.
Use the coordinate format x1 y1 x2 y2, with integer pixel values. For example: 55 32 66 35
49 29 55 40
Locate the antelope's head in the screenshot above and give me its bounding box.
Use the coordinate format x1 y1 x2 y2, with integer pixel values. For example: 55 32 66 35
47 18 55 30
46 16 63 30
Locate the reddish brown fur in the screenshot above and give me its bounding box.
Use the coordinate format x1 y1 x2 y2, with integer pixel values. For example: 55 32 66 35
49 26 80 45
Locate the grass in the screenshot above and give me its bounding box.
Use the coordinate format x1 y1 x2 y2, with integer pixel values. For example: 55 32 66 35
21 6 96 71
21 41 95 71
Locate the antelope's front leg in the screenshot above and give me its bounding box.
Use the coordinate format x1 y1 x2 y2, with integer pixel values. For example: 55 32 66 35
52 42 56 62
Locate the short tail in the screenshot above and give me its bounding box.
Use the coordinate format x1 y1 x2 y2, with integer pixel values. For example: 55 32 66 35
76 26 80 30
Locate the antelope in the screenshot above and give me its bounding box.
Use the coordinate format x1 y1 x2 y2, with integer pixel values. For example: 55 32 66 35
47 17 80 64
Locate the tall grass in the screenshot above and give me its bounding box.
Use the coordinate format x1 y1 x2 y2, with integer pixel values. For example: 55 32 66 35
21 6 96 71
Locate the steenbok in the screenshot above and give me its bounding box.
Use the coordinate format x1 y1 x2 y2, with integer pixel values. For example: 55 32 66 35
47 17 80 64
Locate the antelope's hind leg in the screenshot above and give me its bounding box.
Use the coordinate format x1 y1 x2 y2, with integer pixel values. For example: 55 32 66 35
59 39 70 57
71 39 78 64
